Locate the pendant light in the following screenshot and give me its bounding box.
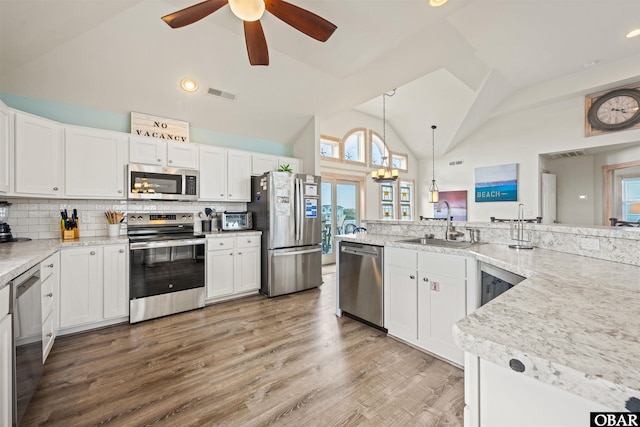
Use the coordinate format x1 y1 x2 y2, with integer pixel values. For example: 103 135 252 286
428 125 439 203
371 90 399 183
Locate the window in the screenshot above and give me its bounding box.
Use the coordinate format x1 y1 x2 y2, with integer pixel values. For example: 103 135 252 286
391 152 409 172
342 128 366 164
380 183 395 219
320 135 340 160
370 131 389 168
398 179 414 220
622 177 640 221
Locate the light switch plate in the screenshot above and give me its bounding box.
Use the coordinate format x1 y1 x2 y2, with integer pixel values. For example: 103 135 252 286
579 237 600 251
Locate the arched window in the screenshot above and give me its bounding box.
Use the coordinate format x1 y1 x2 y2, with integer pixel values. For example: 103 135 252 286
370 131 389 168
342 128 366 164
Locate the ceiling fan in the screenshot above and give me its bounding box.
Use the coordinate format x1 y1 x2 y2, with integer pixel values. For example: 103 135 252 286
162 0 337 66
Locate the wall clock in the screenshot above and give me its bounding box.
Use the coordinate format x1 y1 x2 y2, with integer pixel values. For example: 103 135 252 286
585 84 640 136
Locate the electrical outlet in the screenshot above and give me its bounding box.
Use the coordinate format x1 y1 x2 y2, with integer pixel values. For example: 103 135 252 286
579 237 600 251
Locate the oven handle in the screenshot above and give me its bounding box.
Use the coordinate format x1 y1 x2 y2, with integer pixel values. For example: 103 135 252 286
130 238 206 250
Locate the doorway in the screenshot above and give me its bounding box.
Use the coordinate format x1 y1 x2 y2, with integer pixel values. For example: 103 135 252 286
321 175 362 265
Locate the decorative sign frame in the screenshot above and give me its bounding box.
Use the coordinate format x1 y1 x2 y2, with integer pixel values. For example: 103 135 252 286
434 190 468 220
475 163 518 202
131 112 190 142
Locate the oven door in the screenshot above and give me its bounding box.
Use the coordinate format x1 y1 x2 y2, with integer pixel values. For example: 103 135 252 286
129 239 205 300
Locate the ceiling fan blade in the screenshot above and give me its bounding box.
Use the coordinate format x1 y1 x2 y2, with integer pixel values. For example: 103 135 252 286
161 0 228 29
264 0 337 42
244 20 269 66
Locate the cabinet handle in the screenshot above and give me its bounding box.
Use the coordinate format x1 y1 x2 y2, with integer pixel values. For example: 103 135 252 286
53 186 58 191
47 292 53 297
157 159 162 162
90 251 96 255
229 253 233 256
48 263 54 268
119 249 124 253
229 194 232 197
220 194 224 197
47 333 53 338
238 252 242 255
409 275 415 279
168 160 173 163
219 242 224 246
118 190 123 193
423 277 429 282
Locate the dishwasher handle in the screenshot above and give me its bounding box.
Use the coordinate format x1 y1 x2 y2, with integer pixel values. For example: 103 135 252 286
341 245 380 258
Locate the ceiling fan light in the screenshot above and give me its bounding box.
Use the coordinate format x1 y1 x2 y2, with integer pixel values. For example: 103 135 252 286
229 0 265 22
429 0 448 7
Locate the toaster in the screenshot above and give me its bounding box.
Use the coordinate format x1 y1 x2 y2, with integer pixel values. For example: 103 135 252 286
221 211 253 231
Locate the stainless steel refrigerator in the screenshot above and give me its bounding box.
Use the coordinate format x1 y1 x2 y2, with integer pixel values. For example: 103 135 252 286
249 172 323 297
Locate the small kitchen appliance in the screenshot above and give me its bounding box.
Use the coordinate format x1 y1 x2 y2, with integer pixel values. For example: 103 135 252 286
128 164 198 201
221 211 252 231
0 201 31 243
128 213 205 323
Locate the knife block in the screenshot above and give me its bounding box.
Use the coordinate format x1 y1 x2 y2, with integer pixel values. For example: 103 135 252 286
60 219 79 240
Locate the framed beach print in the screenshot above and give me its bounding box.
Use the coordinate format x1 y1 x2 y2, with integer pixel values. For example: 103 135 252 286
475 163 518 202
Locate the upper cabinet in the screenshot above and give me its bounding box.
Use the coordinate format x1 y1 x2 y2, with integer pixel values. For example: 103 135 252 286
129 135 198 169
0 101 9 193
251 153 303 176
14 111 64 196
199 146 251 202
65 126 128 199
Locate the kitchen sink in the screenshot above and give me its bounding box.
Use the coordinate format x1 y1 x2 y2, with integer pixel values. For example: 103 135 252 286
397 237 474 248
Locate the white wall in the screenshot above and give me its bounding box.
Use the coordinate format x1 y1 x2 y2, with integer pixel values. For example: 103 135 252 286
546 155 596 225
319 109 418 221
417 96 640 222
293 116 319 175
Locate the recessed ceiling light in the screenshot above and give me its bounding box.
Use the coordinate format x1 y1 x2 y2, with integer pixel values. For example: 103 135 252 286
180 78 198 92
626 29 640 38
583 60 599 68
429 0 448 6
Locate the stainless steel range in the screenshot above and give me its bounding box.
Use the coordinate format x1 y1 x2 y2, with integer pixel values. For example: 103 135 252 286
128 213 205 323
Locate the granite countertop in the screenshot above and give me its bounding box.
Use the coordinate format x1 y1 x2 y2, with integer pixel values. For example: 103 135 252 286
336 233 640 411
0 236 129 289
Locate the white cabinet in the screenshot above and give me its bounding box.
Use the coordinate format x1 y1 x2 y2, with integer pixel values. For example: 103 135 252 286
251 153 303 176
0 100 9 192
384 247 467 365
130 135 198 169
199 146 251 202
464 355 613 427
0 286 12 426
102 244 129 319
206 235 261 301
14 111 64 196
65 126 128 198
60 243 128 330
41 252 60 362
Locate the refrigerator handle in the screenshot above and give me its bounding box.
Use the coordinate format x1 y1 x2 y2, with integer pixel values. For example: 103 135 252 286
295 178 302 242
298 178 304 242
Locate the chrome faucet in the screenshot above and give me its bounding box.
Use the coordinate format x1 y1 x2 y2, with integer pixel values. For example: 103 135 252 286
436 200 464 241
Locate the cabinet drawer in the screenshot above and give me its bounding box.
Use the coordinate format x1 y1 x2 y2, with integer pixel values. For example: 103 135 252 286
43 311 55 361
207 237 235 251
385 247 417 270
40 252 59 281
236 235 261 249
0 286 8 316
41 275 55 319
419 252 466 278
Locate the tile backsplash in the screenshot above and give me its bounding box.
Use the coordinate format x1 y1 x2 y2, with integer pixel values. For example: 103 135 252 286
3 197 246 239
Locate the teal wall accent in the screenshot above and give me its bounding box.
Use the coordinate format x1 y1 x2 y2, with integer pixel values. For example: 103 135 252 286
0 93 291 156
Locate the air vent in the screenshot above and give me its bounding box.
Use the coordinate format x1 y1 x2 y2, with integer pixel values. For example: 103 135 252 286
208 87 237 101
544 150 588 160
448 160 464 166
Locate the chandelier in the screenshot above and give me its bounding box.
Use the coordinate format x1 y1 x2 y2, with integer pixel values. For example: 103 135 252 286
371 90 399 183
428 125 439 203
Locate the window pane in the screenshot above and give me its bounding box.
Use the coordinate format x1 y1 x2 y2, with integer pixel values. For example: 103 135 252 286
622 177 640 221
320 137 339 159
371 134 388 166
391 153 408 170
343 131 364 163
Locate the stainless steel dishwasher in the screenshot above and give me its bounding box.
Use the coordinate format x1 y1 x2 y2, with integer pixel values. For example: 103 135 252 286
338 241 384 328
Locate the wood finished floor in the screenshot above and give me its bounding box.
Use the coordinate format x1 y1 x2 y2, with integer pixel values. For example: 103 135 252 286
22 265 464 426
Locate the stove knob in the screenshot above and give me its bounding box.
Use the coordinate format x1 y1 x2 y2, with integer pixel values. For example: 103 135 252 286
182 215 187 221
138 216 143 220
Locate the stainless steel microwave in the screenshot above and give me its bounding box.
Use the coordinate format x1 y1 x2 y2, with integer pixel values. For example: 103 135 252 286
128 164 198 201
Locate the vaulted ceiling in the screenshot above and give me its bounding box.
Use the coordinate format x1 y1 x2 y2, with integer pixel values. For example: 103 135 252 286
2 0 640 159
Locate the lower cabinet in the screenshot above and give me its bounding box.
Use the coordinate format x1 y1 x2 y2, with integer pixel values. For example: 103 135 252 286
60 243 128 331
40 252 60 362
384 247 468 365
0 286 12 427
206 235 261 301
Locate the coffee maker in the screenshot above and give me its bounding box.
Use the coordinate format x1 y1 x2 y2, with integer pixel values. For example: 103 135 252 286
0 201 31 243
